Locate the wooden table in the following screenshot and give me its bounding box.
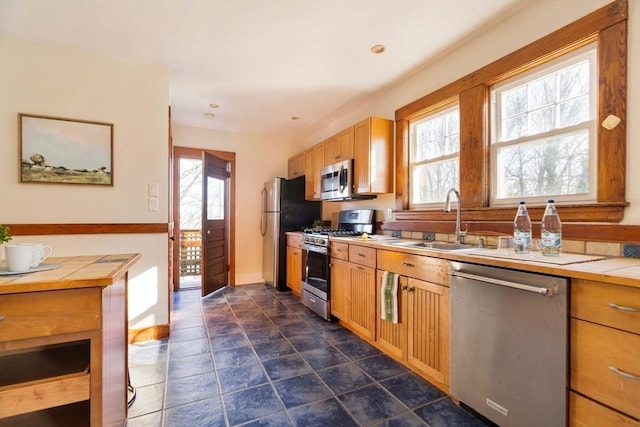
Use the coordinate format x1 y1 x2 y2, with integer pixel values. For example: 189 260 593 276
0 253 140 427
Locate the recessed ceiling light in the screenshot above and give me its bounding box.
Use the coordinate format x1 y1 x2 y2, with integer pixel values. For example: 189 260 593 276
291 116 301 121
204 112 215 118
370 44 386 54
209 103 219 109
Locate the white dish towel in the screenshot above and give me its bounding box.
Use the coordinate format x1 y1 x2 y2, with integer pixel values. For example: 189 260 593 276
380 271 399 324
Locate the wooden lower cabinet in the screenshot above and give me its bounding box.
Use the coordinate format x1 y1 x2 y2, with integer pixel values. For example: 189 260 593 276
570 391 639 427
347 263 376 341
330 257 350 320
286 246 302 297
330 244 376 341
375 270 450 392
0 276 129 426
286 234 303 297
569 278 640 425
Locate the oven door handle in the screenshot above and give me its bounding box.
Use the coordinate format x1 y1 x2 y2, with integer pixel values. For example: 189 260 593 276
301 243 328 255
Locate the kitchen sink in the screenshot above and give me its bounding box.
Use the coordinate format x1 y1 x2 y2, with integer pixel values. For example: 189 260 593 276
388 240 475 251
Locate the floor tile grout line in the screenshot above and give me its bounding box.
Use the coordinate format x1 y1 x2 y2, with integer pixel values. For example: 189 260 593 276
134 285 453 426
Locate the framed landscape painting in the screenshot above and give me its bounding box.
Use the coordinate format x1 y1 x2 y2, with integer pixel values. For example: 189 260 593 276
19 113 113 185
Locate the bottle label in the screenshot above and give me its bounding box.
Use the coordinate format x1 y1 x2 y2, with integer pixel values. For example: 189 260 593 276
541 232 561 249
513 231 530 253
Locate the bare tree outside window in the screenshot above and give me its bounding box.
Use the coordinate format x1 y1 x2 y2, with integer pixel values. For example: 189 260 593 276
179 158 202 229
491 44 596 204
410 104 460 207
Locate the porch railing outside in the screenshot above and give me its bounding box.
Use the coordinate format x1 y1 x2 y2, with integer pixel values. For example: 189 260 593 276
180 229 201 276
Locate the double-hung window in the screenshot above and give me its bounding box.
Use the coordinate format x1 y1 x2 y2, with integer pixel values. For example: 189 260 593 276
409 103 460 208
490 44 597 205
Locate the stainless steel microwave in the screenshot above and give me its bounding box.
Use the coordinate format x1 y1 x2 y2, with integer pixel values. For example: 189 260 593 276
320 159 375 201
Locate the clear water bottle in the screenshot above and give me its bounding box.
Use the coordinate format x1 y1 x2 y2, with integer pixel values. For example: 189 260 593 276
541 199 562 256
513 201 532 254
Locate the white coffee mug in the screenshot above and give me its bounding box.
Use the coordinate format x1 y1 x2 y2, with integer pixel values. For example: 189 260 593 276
4 244 33 272
18 243 53 267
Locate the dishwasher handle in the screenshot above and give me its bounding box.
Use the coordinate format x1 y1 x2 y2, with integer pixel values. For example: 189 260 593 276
451 271 556 296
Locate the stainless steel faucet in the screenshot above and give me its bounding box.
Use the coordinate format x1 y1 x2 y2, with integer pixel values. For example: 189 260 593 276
444 188 467 244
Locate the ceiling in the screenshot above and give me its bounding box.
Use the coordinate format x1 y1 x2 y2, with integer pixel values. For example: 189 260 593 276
0 0 526 139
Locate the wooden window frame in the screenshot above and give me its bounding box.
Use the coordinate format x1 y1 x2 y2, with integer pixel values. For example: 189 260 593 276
394 0 628 226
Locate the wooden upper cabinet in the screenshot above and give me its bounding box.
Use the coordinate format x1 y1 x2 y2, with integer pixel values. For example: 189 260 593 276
305 142 325 200
287 152 305 179
354 117 394 194
324 126 354 166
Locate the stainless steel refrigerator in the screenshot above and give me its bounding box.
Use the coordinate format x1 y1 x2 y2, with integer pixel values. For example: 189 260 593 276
261 176 321 290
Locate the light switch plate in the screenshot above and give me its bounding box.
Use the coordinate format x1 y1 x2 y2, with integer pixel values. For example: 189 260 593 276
148 182 159 197
148 197 159 212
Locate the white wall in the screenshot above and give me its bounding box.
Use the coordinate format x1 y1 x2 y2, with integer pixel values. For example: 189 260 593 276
0 37 170 329
172 125 305 285
305 0 640 225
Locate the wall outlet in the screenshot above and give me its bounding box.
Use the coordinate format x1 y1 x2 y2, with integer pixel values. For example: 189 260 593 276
623 244 640 258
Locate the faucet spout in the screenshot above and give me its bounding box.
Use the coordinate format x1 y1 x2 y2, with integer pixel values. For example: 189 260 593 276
444 188 465 244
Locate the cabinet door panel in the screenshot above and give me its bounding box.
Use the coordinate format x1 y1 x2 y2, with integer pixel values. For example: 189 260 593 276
286 246 302 296
407 278 449 389
348 263 376 340
376 271 407 360
330 258 350 320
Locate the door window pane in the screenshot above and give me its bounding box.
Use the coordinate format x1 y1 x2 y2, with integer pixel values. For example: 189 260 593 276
207 176 224 220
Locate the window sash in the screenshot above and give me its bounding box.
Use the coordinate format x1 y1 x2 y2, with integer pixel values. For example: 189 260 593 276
409 103 460 208
490 44 597 205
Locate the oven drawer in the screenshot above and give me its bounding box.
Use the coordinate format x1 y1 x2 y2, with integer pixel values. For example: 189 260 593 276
302 286 329 321
330 242 349 260
349 245 376 268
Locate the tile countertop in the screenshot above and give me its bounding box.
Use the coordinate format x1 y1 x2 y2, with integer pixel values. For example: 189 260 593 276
329 236 640 289
0 253 141 294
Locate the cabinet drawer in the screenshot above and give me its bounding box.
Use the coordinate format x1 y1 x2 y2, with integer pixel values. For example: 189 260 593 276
349 245 376 269
330 242 349 260
287 233 302 248
570 318 640 419
377 250 450 286
569 391 639 427
0 288 101 343
571 279 640 334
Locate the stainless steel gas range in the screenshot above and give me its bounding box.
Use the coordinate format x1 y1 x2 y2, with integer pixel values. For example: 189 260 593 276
300 209 375 320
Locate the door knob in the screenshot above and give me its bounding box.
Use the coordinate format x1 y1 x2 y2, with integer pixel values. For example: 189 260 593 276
207 230 211 235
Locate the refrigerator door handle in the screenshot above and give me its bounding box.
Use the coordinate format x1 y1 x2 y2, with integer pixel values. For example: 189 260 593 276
260 187 267 236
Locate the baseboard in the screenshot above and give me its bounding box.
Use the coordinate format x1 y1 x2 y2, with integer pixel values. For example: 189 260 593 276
128 324 170 344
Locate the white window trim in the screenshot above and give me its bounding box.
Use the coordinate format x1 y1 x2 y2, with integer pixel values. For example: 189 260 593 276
490 44 597 207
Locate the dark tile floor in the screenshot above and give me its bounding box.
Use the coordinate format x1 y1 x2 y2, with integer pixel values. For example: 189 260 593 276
127 284 488 427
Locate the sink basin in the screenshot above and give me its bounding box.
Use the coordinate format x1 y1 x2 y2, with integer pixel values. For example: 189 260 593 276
390 241 475 251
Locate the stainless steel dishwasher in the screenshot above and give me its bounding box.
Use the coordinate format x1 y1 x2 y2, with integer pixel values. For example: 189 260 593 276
450 262 567 427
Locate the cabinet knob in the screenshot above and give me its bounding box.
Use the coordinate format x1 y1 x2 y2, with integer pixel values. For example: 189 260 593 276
0 315 4 321
407 287 415 293
402 262 415 267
